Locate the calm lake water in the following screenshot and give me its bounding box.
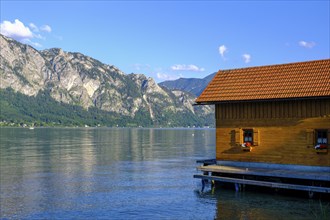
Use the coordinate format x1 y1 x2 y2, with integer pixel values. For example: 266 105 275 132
0 127 329 219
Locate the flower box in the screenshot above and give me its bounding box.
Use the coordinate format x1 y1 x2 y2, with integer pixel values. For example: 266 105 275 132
316 149 328 154
241 142 253 152
315 144 328 154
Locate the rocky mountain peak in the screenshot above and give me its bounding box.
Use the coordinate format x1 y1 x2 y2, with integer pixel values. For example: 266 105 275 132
0 34 214 127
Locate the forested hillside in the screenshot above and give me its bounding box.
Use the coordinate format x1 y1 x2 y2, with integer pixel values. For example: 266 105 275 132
0 88 214 127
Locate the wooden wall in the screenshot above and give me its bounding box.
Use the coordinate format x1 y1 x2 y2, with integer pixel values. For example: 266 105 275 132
215 98 330 167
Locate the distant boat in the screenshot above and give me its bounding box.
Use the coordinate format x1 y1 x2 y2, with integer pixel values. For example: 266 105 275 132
29 127 35 130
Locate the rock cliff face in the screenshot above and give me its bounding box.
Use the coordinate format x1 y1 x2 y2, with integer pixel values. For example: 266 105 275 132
0 34 214 126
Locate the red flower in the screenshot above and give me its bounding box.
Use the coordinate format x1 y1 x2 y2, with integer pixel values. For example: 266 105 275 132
315 144 328 149
320 144 327 149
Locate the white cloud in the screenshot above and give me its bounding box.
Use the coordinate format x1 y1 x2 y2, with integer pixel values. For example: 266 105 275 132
0 19 54 48
34 33 45 40
29 23 52 33
40 25 52 33
20 38 42 48
132 63 151 71
29 23 39 32
157 72 182 81
299 40 316 48
0 19 33 40
218 45 227 58
30 41 43 48
170 64 205 72
242 54 251 63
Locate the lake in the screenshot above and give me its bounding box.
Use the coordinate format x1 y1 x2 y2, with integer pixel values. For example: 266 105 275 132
0 127 328 219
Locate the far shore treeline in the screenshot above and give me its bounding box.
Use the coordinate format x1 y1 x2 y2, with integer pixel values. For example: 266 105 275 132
0 88 214 128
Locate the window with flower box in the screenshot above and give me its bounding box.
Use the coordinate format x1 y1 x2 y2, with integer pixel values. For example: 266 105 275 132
235 128 259 151
306 129 329 153
315 129 328 153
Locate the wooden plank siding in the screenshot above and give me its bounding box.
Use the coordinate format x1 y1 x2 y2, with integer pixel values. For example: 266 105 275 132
216 99 330 120
215 98 330 166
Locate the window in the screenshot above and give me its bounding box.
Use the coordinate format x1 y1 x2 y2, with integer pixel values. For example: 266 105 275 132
316 129 328 144
243 129 253 143
234 128 259 146
307 129 329 152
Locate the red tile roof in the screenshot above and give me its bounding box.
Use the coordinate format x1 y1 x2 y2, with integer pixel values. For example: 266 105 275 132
196 59 330 104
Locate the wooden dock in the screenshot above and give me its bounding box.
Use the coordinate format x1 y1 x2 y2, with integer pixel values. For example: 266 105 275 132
194 160 330 195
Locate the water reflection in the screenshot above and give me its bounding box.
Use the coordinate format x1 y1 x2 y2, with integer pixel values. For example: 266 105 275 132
0 128 217 219
0 128 100 218
195 186 330 220
1 128 328 219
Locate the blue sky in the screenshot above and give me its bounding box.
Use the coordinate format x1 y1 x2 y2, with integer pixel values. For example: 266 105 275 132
1 1 329 82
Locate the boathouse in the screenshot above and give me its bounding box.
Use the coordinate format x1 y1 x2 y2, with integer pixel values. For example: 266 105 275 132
194 59 330 195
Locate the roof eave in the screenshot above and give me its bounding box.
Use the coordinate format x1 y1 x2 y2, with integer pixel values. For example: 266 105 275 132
194 95 330 105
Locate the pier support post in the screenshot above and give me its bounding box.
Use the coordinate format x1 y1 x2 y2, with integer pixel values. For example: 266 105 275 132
235 183 241 192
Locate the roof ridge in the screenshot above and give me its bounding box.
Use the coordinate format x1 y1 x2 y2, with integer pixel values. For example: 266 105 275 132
218 58 330 73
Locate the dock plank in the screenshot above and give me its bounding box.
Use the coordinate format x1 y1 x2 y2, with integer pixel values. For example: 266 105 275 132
194 174 330 193
197 165 330 181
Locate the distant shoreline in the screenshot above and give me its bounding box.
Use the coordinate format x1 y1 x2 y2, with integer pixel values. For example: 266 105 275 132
0 125 214 129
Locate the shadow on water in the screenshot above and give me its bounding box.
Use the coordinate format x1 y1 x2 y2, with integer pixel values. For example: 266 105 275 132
195 183 330 220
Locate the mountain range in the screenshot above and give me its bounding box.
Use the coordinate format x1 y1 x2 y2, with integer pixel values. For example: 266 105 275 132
159 73 216 97
0 34 214 127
